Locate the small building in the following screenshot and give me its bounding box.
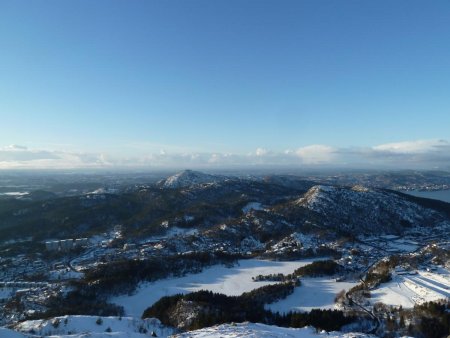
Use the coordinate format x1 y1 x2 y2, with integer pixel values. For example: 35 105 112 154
60 239 74 251
45 241 59 251
54 262 66 270
123 243 137 250
75 238 89 247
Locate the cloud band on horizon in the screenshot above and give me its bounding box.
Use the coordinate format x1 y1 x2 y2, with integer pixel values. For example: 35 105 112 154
0 139 449 170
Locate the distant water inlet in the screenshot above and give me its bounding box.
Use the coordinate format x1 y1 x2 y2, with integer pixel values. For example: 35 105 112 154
404 189 450 203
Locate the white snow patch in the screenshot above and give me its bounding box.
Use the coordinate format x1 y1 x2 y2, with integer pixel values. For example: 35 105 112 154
165 226 198 237
13 315 174 338
268 278 358 313
174 322 374 338
139 226 198 244
370 269 450 308
161 170 224 189
0 191 29 196
242 202 264 213
49 269 84 280
184 215 195 222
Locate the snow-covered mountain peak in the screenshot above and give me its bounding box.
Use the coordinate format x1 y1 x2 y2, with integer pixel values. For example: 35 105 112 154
160 170 225 189
296 185 336 206
298 184 373 205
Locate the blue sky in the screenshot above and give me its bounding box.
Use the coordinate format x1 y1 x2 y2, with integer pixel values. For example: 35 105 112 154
1 1 450 169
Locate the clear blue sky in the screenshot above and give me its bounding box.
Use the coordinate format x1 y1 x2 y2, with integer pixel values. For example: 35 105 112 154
1 1 450 168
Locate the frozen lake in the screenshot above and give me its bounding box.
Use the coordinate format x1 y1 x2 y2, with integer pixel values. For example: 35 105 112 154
404 189 450 203
111 258 323 317
267 277 358 313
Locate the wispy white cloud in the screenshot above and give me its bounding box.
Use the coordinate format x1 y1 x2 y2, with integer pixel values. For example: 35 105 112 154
255 148 268 157
372 139 449 154
6 144 29 150
0 145 60 162
0 145 110 169
295 145 336 164
0 139 449 170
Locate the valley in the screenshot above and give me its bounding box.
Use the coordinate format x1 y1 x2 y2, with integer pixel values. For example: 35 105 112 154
0 170 449 337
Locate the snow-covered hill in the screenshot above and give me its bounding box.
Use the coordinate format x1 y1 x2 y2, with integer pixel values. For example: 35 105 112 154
173 322 375 338
11 315 175 338
5 320 375 338
295 185 441 234
159 170 227 189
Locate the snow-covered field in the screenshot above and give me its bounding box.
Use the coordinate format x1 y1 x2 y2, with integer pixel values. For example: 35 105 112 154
112 259 321 317
49 269 84 280
174 322 374 338
242 202 264 213
11 315 175 338
386 239 418 253
370 268 450 308
267 278 358 313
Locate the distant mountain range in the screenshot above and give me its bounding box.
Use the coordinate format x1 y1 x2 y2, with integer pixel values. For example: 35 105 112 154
0 170 449 245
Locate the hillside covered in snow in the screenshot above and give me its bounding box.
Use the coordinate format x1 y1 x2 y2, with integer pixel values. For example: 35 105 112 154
174 322 375 338
158 170 228 189
11 315 175 338
1 170 449 338
292 185 442 234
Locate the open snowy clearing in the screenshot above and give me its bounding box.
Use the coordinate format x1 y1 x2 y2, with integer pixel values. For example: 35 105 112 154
174 322 374 338
370 269 450 308
267 277 358 313
5 318 375 338
112 258 322 317
12 315 175 338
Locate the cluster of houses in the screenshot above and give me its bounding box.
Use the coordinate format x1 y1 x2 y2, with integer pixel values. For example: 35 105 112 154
0 281 48 288
45 238 89 251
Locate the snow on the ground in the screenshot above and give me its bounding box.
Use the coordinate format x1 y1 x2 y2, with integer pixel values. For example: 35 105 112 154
6 320 375 338
161 170 223 188
370 269 450 308
138 226 198 244
267 278 358 313
165 226 198 237
0 191 29 196
49 269 84 280
0 327 27 337
112 259 321 317
12 315 175 338
173 322 375 338
242 202 264 213
0 287 13 300
387 240 418 252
